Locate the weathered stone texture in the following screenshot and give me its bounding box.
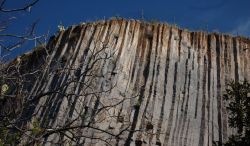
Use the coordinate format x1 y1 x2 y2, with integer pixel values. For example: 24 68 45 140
16 19 250 146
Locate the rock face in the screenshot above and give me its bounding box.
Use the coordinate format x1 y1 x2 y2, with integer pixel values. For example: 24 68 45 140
12 19 250 146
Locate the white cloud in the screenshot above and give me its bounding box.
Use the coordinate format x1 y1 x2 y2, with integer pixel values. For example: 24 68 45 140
231 19 250 37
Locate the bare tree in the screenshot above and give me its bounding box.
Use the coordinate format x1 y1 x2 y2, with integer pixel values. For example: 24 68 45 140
0 18 140 145
0 2 156 145
0 0 42 60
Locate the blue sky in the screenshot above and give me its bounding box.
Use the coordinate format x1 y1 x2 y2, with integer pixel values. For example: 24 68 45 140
2 0 250 58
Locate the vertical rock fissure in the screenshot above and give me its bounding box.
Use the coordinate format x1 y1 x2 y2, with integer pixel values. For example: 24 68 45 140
164 61 179 145
178 30 183 61
155 27 172 144
172 29 186 146
125 23 152 146
179 70 191 146
215 34 223 145
198 55 207 146
137 24 159 142
130 23 143 83
31 28 75 125
194 32 200 119
207 34 212 145
149 24 164 144
183 119 191 146
233 38 239 82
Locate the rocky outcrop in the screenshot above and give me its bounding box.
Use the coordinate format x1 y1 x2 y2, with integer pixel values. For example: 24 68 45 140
10 19 250 146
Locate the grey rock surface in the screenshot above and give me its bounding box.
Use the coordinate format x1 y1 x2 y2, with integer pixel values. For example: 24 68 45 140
12 19 250 146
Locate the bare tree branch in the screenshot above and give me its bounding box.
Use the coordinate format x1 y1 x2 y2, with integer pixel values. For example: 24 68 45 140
0 0 39 12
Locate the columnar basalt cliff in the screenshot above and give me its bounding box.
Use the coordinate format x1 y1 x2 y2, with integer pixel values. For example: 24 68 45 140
5 19 250 146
